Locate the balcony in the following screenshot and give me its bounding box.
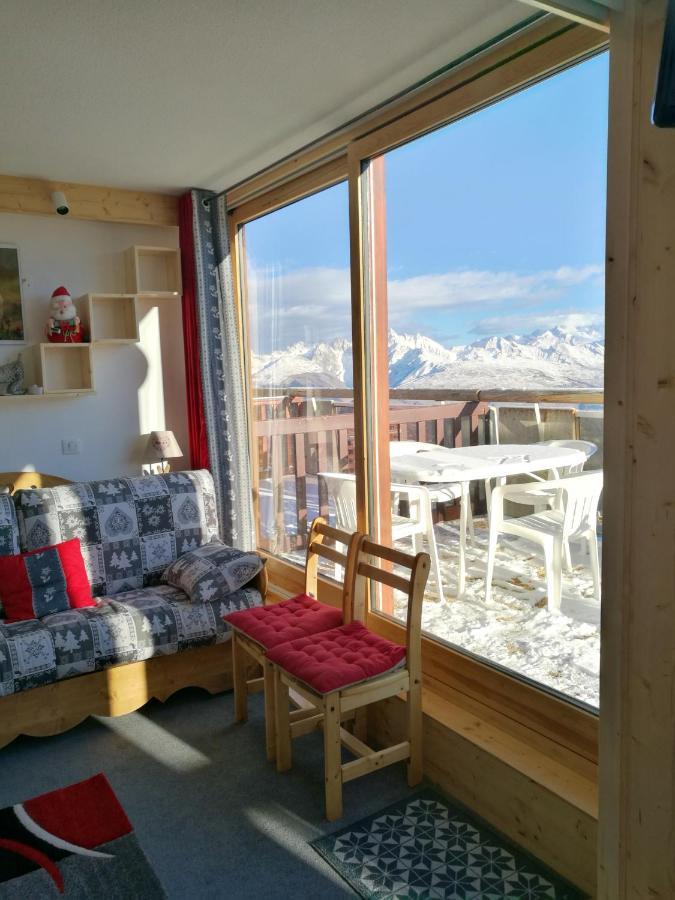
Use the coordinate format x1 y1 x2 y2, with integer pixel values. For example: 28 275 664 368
255 387 603 711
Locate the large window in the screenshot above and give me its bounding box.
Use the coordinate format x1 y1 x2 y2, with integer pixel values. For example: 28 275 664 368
232 21 608 751
242 183 353 564
370 54 608 709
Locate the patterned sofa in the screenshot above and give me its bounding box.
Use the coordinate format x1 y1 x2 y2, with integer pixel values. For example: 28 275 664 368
0 470 265 747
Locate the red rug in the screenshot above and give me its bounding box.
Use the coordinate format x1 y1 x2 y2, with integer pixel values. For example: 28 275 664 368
0 774 165 898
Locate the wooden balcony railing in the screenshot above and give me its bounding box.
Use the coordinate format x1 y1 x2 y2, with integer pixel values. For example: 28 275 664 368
253 387 604 554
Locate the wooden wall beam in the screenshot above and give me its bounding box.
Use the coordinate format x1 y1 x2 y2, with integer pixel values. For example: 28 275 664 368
599 0 675 896
0 174 178 227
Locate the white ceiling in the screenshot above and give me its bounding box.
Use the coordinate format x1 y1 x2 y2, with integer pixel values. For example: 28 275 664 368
1 1 534 194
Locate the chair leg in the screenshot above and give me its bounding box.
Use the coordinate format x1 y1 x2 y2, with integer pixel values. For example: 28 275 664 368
323 692 343 821
274 670 292 773
588 532 601 601
563 539 573 572
263 659 276 763
407 678 423 787
427 527 445 603
231 633 248 723
546 537 563 613
485 526 499 603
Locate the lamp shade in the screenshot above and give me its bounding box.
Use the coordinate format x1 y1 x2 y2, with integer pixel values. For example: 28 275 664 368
146 430 183 461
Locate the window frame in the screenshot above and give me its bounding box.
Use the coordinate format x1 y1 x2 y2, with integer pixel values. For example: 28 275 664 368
228 15 607 764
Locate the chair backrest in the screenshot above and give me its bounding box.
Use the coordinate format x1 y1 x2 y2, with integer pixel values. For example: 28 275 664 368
557 471 603 537
305 516 362 621
538 439 598 476
349 537 430 679
317 472 358 531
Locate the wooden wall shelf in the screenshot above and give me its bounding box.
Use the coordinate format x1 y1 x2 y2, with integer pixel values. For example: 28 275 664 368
35 343 95 394
125 246 182 297
79 293 139 343
0 392 93 400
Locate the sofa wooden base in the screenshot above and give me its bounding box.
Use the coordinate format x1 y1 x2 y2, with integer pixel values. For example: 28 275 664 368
0 641 233 749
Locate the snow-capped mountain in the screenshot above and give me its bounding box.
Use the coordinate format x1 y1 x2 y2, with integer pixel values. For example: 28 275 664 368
252 327 604 391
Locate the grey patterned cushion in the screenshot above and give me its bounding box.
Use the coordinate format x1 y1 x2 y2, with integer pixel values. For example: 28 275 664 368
0 493 19 558
162 539 263 603
0 583 262 697
0 494 20 619
13 470 219 598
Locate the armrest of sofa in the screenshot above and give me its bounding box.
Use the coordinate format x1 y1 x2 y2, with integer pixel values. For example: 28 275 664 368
250 562 268 599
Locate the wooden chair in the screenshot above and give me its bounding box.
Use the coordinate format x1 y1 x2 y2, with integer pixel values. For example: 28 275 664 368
270 537 430 820
228 517 362 763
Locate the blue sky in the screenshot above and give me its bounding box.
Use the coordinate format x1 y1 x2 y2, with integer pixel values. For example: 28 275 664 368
246 52 608 354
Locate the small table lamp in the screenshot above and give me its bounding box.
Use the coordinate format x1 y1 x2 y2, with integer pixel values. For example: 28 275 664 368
146 430 183 473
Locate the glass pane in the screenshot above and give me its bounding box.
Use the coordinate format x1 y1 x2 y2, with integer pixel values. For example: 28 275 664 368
243 182 353 569
374 54 608 710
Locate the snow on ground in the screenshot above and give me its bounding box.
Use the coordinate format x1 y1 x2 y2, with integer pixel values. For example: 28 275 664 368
259 475 600 710
393 519 600 709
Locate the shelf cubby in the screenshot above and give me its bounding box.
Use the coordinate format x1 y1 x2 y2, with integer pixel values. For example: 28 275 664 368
125 246 182 297
38 343 94 394
80 293 139 343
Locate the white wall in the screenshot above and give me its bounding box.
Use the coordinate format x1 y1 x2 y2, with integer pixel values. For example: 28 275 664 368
0 212 188 480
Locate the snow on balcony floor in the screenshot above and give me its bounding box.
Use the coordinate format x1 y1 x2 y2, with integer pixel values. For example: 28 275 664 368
391 518 600 709
261 476 600 709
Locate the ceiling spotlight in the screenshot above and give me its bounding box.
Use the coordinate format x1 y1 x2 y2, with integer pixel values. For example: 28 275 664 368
51 191 70 216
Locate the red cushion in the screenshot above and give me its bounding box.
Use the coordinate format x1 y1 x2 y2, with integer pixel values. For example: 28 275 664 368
223 593 342 649
266 621 406 694
0 538 96 623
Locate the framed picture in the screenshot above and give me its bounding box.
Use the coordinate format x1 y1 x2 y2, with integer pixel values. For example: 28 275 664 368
0 245 25 343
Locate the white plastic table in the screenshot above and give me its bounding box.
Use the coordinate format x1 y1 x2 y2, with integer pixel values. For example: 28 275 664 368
389 442 587 596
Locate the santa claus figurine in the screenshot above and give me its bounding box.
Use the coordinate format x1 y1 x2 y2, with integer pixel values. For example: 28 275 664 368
46 286 84 343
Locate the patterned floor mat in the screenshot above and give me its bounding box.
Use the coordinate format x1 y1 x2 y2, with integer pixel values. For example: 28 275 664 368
311 788 587 899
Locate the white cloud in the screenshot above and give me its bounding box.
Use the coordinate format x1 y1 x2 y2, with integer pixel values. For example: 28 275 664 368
246 263 604 348
470 310 604 337
387 264 603 310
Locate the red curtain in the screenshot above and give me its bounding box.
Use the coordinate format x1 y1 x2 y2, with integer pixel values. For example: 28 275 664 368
178 192 209 469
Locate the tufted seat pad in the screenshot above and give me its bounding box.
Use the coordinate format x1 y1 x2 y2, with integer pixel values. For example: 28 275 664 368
223 594 342 650
266 620 406 694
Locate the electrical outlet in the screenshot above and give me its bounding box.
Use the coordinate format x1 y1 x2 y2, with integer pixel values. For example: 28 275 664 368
61 438 82 455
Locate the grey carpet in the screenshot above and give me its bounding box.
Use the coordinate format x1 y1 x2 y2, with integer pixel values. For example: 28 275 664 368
0 688 416 898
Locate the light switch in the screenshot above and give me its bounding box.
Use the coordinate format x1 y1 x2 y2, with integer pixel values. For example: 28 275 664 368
61 438 82 455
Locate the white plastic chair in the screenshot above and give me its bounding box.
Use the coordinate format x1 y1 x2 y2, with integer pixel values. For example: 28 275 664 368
484 471 602 612
389 440 473 542
486 438 598 532
318 471 445 602
537 439 597 474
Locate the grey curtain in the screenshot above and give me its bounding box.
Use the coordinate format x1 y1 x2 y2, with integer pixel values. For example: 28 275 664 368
190 189 255 550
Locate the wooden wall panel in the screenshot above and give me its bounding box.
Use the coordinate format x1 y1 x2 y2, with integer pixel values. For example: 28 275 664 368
0 174 178 227
370 693 597 895
599 0 675 897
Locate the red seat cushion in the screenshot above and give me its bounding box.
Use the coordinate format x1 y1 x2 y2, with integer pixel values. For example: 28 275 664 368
223 593 342 649
0 538 96 623
266 620 406 694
